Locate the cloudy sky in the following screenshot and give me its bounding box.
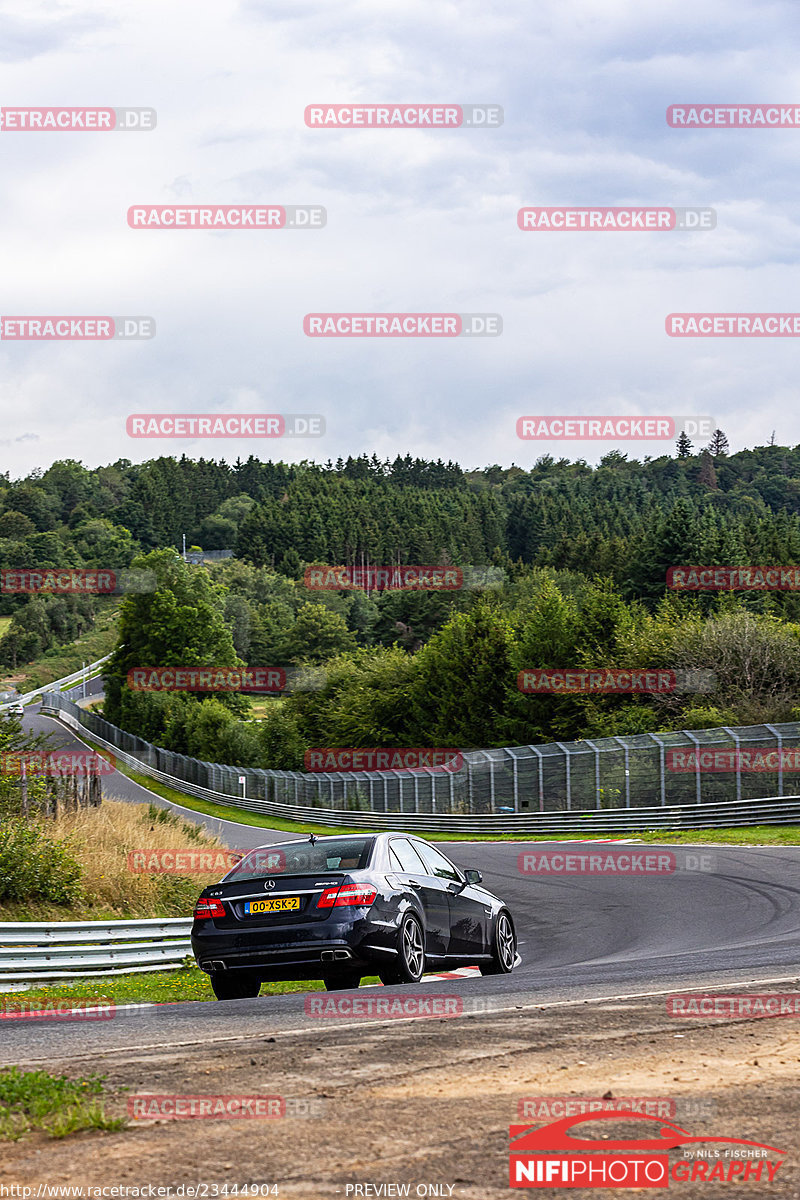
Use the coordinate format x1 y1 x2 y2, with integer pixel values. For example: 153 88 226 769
2 0 799 477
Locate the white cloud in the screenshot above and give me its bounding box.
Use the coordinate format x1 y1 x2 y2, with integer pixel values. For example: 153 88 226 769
1 0 799 475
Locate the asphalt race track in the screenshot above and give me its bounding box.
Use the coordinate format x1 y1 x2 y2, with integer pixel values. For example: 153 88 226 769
6 700 800 1064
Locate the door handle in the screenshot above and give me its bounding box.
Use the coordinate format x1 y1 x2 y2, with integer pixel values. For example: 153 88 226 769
408 879 423 889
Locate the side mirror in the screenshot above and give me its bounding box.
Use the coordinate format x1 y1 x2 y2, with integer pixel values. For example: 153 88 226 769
464 869 482 886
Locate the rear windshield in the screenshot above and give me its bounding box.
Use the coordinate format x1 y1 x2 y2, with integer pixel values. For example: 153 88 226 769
223 837 375 881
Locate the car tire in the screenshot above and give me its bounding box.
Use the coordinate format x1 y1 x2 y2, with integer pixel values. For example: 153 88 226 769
380 913 425 985
479 910 516 976
210 971 262 1000
323 972 362 991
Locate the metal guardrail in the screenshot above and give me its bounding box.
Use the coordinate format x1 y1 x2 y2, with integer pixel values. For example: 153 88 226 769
40 692 800 829
0 655 111 714
0 918 192 983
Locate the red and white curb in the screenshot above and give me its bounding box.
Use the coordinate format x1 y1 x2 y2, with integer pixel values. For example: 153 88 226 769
420 966 481 982
363 966 481 988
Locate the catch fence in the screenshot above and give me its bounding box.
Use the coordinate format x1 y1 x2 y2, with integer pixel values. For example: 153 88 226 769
38 693 800 819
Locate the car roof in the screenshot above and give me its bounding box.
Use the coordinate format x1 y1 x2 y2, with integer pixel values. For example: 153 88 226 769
242 833 444 856
248 832 384 852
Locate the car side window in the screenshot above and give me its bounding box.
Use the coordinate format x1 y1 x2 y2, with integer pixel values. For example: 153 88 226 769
388 839 427 873
414 841 461 882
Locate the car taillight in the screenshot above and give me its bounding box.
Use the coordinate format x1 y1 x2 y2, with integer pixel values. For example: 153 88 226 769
316 884 377 908
193 897 226 920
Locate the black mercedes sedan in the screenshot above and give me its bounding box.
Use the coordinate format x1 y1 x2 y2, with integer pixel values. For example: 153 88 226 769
192 832 517 999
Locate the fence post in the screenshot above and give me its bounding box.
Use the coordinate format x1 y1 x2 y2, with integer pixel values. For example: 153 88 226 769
721 727 742 803
526 746 544 811
583 740 601 808
647 734 666 805
764 724 784 798
511 750 519 813
426 768 436 815
610 739 631 807
554 743 570 809
683 731 702 804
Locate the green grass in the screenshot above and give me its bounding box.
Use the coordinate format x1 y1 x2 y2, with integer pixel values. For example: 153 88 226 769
0 965 377 1010
244 696 283 720
0 1066 124 1141
617 825 800 845
74 733 800 846
0 601 119 693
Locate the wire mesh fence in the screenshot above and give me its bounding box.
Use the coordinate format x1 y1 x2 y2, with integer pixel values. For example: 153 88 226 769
39 692 800 817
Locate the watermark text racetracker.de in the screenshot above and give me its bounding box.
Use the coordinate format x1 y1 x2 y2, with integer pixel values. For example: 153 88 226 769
304 314 501 336
518 207 715 230
0 567 155 594
127 667 286 693
127 847 286 874
304 748 463 773
304 994 497 1019
306 565 460 591
667 747 800 773
126 414 324 438
1 317 154 340
517 1095 716 1121
0 996 114 1022
127 205 325 229
517 416 714 441
304 103 502 128
518 848 717 875
0 106 155 130
0 751 116 777
517 668 716 694
128 1095 323 1119
668 565 800 591
668 992 800 1019
668 103 800 126
304 565 507 592
667 312 800 336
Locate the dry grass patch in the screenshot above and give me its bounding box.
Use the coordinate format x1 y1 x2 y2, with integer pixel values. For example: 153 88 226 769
0 799 229 920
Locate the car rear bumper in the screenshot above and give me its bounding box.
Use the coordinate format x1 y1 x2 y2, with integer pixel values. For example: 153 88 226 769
191 920 398 981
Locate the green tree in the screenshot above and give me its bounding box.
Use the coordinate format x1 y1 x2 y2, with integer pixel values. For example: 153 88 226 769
282 603 357 665
0 511 36 541
676 431 693 458
408 600 516 747
104 549 246 735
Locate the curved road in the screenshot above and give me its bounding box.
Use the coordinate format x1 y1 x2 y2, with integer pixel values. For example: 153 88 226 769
5 697 800 1063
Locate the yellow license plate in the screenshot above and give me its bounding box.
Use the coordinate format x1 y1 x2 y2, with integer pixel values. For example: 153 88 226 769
245 897 300 915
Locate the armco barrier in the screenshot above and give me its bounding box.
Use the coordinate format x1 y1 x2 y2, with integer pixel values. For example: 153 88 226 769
0 654 111 715
0 918 192 984
36 695 800 832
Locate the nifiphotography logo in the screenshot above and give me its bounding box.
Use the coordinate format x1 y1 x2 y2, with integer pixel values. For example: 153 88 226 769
508 1112 785 1188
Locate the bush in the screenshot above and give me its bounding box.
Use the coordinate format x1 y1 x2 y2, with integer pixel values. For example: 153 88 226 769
0 821 82 905
679 705 737 730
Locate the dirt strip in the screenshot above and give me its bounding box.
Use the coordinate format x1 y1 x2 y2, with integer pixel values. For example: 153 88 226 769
2 990 799 1199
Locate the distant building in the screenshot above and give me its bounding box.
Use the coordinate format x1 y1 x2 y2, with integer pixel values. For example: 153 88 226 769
184 549 234 565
